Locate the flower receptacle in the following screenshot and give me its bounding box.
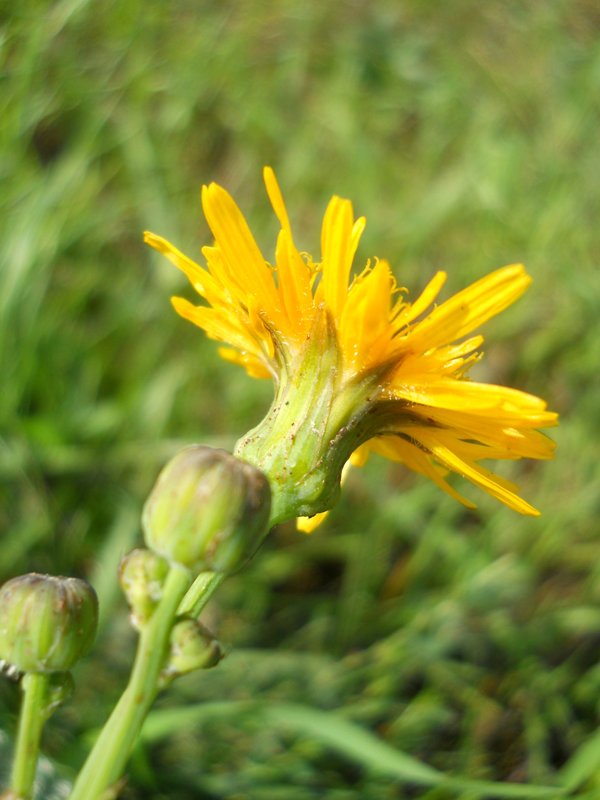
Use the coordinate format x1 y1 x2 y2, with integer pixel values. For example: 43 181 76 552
234 315 380 525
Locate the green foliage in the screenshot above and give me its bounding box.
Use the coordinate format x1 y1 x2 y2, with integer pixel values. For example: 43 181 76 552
1 1 599 797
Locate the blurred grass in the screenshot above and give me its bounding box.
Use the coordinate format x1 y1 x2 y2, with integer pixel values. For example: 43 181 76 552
1 1 599 798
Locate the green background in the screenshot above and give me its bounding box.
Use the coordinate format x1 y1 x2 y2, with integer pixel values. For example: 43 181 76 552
1 1 599 797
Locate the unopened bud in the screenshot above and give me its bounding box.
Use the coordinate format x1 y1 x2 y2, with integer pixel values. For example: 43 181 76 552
162 618 223 682
0 574 98 674
142 446 271 574
119 548 169 629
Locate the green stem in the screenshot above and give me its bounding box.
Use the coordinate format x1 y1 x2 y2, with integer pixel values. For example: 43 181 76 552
10 671 50 800
67 563 192 800
178 571 225 618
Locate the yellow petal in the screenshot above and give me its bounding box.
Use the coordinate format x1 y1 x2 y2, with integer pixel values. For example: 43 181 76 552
145 232 219 301
369 435 477 509
263 166 292 235
275 228 315 336
218 347 273 379
340 259 395 368
389 377 556 420
392 271 447 331
425 439 541 516
171 297 261 356
411 407 557 460
297 510 330 534
319 196 366 317
408 265 531 349
201 182 280 315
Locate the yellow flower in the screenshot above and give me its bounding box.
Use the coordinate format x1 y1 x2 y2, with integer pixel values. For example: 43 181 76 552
145 168 557 528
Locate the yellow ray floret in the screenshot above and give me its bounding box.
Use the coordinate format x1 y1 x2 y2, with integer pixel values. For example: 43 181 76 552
145 167 557 524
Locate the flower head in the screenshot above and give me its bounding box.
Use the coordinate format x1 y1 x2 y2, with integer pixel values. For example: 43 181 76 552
145 169 557 528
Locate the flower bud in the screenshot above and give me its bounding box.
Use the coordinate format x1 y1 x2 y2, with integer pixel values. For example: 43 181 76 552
0 574 98 674
118 548 169 629
162 618 223 682
142 446 271 574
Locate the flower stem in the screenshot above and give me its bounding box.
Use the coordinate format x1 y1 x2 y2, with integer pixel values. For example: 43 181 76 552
67 563 192 800
178 571 225 618
10 671 50 800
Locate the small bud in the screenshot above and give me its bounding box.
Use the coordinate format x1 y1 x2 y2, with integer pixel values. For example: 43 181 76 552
142 446 271 574
0 574 98 674
162 617 223 682
118 548 169 629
